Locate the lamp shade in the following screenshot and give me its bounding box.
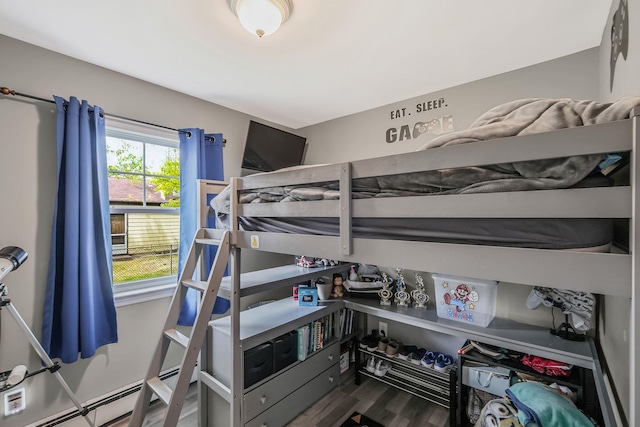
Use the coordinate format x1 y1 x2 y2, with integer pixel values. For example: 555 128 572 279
230 0 291 37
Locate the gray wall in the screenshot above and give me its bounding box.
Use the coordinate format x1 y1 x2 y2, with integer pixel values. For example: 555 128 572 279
300 47 601 331
597 0 639 421
301 48 599 164
0 34 289 427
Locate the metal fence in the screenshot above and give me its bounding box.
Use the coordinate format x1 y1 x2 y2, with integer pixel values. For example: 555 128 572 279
112 244 178 284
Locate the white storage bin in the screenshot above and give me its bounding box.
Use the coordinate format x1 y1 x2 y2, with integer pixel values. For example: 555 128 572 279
432 273 498 327
462 362 511 396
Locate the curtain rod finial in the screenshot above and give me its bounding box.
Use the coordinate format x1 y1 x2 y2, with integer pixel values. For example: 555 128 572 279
1 87 17 96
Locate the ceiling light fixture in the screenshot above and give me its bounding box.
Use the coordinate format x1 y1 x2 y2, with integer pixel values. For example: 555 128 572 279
228 0 292 38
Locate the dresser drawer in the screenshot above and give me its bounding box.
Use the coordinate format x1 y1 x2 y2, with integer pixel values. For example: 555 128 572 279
245 363 340 427
243 340 339 420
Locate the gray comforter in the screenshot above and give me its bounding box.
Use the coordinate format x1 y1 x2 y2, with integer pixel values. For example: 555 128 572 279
212 97 640 215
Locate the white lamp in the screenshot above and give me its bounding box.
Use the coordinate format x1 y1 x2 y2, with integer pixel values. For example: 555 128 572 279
228 0 292 38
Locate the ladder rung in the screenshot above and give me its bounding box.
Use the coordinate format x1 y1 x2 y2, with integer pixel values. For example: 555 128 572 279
164 329 189 348
199 371 232 403
195 238 222 246
147 377 172 406
182 279 208 292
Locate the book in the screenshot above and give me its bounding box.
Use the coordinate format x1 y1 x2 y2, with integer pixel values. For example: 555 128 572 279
297 325 309 361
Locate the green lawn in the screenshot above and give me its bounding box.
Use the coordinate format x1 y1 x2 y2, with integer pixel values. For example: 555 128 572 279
113 253 178 284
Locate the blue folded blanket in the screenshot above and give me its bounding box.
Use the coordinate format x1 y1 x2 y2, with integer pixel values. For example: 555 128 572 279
505 382 592 426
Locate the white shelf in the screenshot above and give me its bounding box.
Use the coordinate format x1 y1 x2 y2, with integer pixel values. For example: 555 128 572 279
346 298 595 369
209 297 345 351
218 264 347 299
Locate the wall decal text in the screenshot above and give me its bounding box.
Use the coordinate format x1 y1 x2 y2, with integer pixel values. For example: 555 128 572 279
386 97 454 143
386 115 454 143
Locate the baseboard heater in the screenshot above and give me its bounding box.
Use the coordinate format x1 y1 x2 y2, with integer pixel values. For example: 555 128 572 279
35 368 180 427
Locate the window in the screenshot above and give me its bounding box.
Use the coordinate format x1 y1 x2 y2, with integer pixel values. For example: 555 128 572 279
106 118 180 306
110 213 127 255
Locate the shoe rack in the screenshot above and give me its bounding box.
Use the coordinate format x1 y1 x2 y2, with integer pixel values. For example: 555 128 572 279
356 346 456 427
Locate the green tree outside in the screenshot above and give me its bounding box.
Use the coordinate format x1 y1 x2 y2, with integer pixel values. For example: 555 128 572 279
107 139 180 207
107 141 143 182
150 152 180 207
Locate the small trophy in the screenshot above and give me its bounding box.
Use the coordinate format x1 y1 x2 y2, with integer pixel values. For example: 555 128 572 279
411 273 430 309
378 272 393 306
394 268 411 308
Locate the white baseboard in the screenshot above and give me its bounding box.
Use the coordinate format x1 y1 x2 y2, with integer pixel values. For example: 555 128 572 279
27 365 198 427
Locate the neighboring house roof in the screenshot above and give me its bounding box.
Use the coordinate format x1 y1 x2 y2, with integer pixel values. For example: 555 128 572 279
108 176 166 205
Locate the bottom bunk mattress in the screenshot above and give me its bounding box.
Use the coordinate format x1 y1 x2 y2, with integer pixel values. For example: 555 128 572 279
237 216 613 250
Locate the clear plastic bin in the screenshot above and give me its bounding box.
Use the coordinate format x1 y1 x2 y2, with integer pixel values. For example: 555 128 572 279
432 273 498 327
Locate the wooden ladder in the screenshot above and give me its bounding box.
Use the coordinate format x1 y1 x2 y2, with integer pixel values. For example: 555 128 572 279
129 228 230 427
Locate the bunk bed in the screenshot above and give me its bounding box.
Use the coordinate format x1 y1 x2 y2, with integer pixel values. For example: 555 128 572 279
201 97 640 427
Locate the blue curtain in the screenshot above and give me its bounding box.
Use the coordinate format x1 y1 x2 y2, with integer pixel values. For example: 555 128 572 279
177 129 229 326
42 96 118 363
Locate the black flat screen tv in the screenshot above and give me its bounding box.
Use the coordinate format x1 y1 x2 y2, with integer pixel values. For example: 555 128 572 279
241 121 307 173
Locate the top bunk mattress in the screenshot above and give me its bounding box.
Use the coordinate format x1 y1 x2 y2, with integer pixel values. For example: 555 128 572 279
210 97 640 249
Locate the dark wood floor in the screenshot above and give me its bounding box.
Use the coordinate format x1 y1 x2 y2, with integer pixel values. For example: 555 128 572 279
106 376 450 427
287 375 450 427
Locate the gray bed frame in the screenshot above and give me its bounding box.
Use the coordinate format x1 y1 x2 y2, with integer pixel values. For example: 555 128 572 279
199 108 639 426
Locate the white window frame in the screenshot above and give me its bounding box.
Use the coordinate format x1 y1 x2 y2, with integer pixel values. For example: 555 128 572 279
106 117 180 307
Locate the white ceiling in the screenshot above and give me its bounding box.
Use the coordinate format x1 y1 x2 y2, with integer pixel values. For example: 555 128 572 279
0 0 612 129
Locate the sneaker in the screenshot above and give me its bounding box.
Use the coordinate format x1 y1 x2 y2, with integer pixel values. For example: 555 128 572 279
385 340 402 358
398 345 418 361
359 330 380 349
366 356 376 373
421 350 439 368
358 336 371 349
411 348 426 365
376 337 390 353
374 360 391 377
366 336 381 352
434 353 454 372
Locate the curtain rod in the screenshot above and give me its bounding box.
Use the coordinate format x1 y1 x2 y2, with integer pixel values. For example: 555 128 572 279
0 86 226 144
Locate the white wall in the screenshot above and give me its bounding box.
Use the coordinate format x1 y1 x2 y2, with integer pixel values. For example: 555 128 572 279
0 34 289 427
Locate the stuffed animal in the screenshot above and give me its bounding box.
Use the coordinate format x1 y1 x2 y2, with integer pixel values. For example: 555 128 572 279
331 274 345 298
